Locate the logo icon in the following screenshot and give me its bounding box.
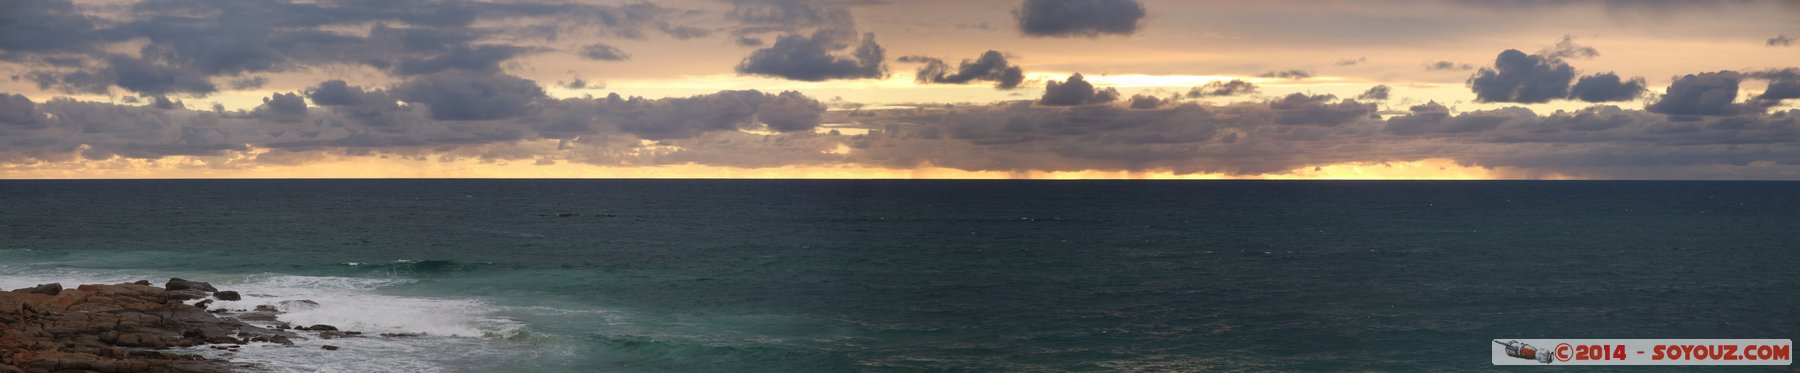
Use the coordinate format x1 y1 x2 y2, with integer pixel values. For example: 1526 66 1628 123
1495 340 1555 364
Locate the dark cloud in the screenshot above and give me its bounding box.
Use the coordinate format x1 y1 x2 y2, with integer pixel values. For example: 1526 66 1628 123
0 0 103 53
1467 49 1575 103
735 36 765 47
1646 71 1749 117
904 50 1025 89
0 0 704 95
756 91 828 132
1771 35 1794 47
1426 61 1474 71
1186 80 1258 98
1267 93 1378 126
306 80 371 107
1569 73 1647 102
1756 78 1800 102
1751 69 1800 105
1384 102 1519 136
579 44 630 61
1128 94 1165 109
736 30 886 81
0 93 40 126
106 56 219 95
150 96 186 110
395 72 546 121
1357 85 1391 101
1335 57 1368 66
255 92 308 122
1014 0 1146 38
1257 70 1312 80
578 89 827 139
1039 73 1120 106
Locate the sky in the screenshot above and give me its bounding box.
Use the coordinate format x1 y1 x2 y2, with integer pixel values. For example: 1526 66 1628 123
1 0 1798 179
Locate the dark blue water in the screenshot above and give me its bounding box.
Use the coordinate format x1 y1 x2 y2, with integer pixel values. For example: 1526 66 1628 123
2 180 1796 371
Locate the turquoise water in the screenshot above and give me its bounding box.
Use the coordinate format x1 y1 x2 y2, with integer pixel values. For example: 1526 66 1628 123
2 180 1798 371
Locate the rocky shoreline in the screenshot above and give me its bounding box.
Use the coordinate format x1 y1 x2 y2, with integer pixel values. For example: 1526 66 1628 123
1 279 363 373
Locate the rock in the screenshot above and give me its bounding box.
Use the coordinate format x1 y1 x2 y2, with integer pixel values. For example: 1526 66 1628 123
307 324 339 331
230 311 280 322
12 283 61 295
212 291 241 301
321 345 340 351
0 282 291 373
268 335 295 346
166 289 210 301
254 305 278 312
194 299 213 309
165 278 219 293
380 332 426 338
276 299 320 311
134 280 152 285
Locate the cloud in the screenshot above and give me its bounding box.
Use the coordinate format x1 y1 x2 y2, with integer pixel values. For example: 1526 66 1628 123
1257 70 1313 80
307 80 372 107
253 92 308 123
1757 78 1800 102
602 89 828 139
729 0 857 32
1769 35 1794 47
0 0 103 53
150 96 186 110
1645 71 1749 117
394 45 540 76
1751 69 1800 104
0 93 40 126
0 0 705 95
1039 73 1120 106
9 67 1800 179
1426 61 1474 71
1186 80 1258 98
1128 94 1165 109
562 78 597 90
903 50 1025 89
395 72 546 121
1014 0 1146 38
1541 35 1599 60
1357 85 1391 101
1335 57 1368 66
227 76 270 90
106 56 219 95
1569 73 1647 102
757 91 829 132
736 30 886 81
1267 93 1378 126
579 44 631 61
1467 49 1575 103
1384 101 1518 136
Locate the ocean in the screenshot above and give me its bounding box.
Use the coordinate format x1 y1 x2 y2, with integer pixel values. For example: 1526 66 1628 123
2 180 1797 371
